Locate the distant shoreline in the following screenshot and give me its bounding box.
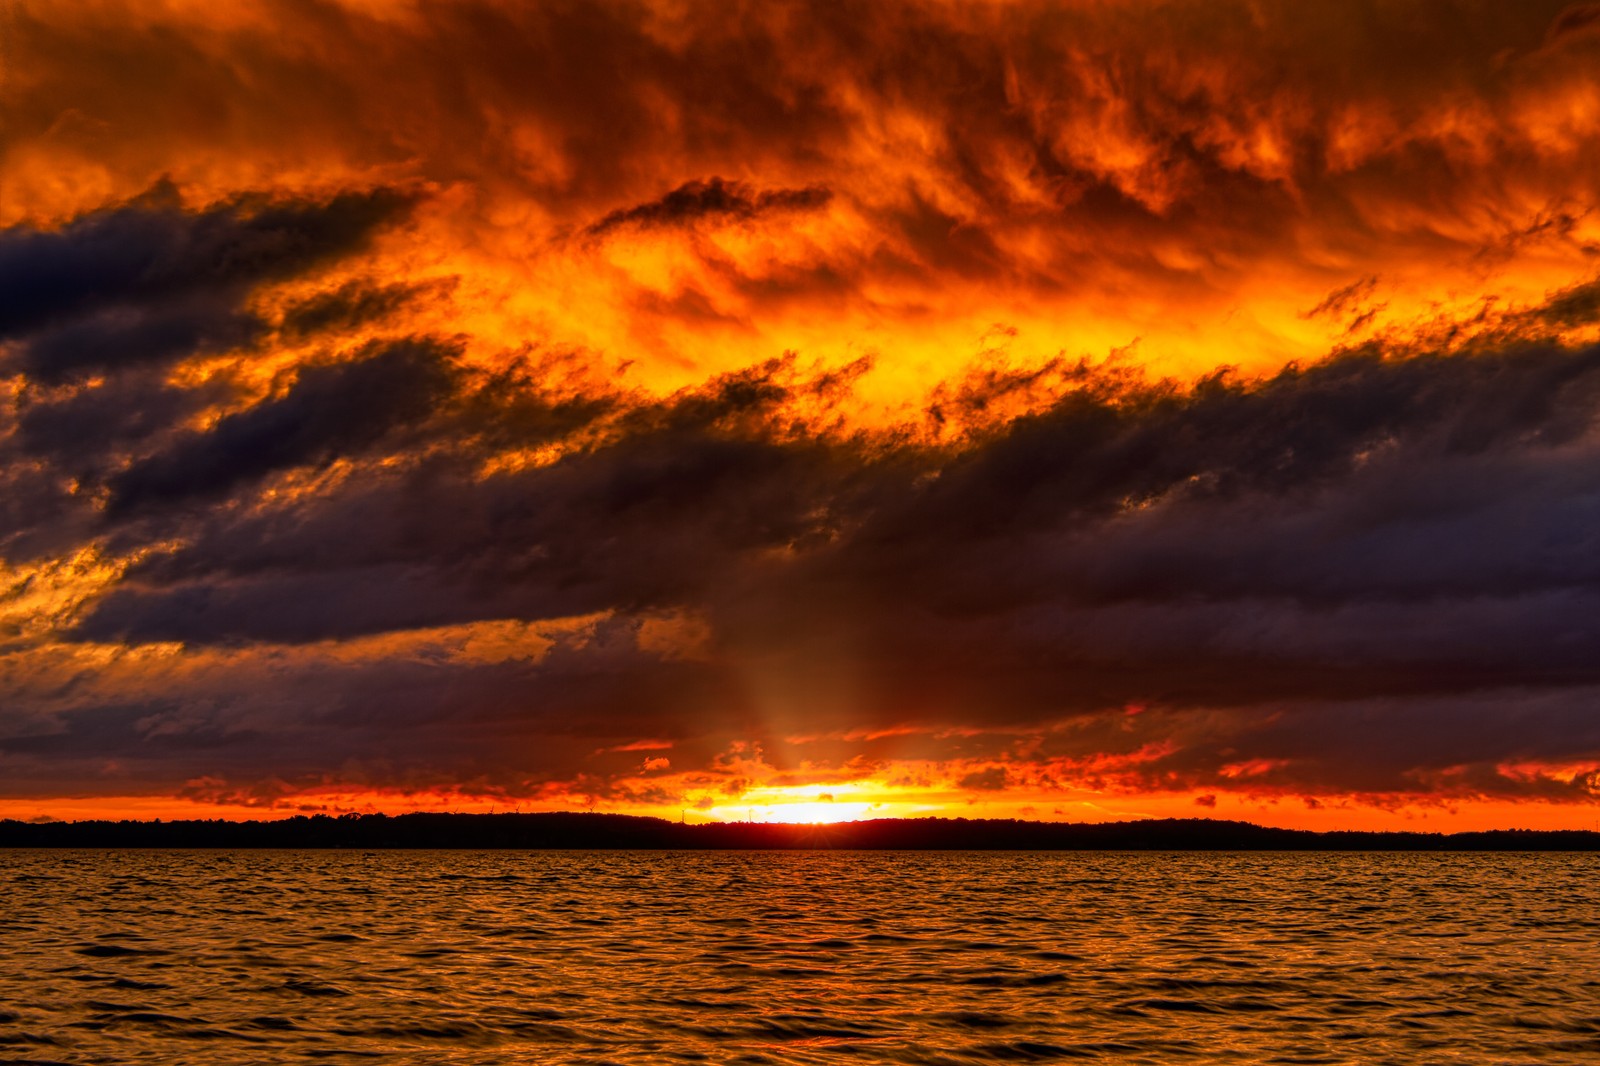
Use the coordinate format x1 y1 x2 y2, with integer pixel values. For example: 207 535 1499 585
2 812 1598 850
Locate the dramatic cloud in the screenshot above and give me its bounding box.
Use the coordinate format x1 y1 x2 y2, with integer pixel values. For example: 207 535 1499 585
586 178 832 237
0 186 413 377
105 338 461 514
1 0 1599 828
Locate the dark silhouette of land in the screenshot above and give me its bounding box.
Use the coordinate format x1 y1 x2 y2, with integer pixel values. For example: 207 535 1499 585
1 812 1597 849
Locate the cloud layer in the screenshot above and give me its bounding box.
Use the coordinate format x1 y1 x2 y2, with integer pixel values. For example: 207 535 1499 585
2 0 1599 825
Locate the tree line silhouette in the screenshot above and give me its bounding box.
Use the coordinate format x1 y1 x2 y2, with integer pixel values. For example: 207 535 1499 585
2 812 1597 850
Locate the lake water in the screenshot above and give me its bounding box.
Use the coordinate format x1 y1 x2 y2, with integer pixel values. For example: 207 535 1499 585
1 850 1597 1063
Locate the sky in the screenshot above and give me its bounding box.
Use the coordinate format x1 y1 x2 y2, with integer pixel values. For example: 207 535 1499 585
3 0 1600 830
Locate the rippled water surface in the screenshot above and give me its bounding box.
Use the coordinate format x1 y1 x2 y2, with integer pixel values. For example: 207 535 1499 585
3 850 1599 1063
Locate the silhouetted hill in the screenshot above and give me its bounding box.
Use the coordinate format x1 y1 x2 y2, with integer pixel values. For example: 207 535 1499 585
1 813 1597 850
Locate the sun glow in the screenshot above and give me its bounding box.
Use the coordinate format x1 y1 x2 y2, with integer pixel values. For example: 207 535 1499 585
695 783 930 825
740 801 878 825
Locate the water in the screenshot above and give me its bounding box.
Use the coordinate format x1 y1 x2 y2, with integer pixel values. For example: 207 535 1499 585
2 850 1598 1064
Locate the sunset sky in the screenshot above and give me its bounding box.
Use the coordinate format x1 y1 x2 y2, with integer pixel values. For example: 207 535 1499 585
3 0 1600 830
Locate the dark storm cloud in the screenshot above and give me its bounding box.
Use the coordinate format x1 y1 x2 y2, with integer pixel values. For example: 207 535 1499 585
839 345 1600 596
0 185 412 345
453 354 623 453
279 279 438 338
21 333 1600 804
14 372 227 465
701 346 1600 739
4 211 1593 800
77 343 1600 711
0 184 418 443
0 615 746 798
586 178 833 236
104 338 462 514
13 303 266 384
80 357 882 641
0 186 423 561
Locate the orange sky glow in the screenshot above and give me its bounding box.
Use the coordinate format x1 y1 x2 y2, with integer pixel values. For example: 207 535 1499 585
3 0 1600 832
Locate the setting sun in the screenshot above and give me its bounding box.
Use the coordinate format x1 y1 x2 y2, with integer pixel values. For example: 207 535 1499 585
693 781 912 824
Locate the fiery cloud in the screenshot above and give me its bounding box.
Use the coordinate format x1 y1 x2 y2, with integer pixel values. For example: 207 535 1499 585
2 0 1600 828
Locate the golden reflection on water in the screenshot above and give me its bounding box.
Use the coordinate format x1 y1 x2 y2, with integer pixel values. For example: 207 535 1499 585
1 850 1597 1063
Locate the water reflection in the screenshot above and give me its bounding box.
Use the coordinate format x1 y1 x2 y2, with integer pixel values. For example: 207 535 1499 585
1 850 1597 1062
